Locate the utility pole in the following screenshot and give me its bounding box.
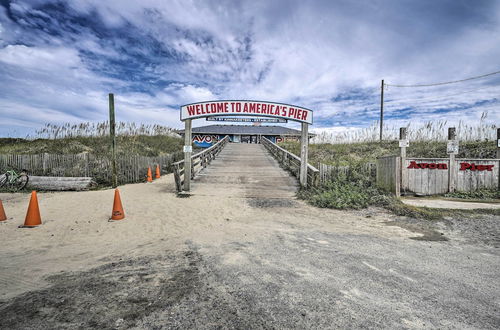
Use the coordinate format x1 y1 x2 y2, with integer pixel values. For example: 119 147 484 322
497 128 500 159
109 93 118 188
379 79 384 141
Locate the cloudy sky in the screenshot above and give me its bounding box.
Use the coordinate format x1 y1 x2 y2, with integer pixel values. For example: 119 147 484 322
0 0 499 137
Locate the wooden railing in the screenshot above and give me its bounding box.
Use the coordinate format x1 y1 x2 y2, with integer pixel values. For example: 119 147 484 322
261 137 319 187
172 135 230 192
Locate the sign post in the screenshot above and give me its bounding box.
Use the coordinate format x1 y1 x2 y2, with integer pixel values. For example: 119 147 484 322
399 127 408 194
497 128 500 189
183 119 192 191
447 127 458 193
300 122 309 187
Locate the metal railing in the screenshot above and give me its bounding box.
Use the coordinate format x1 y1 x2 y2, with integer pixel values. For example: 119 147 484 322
261 137 319 187
172 135 229 192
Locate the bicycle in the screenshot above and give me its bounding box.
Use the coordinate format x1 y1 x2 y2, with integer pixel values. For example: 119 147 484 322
0 169 29 191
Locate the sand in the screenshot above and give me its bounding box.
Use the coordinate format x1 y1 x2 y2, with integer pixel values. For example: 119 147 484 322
0 169 499 328
0 172 412 302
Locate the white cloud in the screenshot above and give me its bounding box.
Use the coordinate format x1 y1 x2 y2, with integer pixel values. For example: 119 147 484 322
0 0 499 136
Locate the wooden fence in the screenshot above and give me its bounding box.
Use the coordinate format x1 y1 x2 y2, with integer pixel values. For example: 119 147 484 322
318 162 376 184
172 136 229 192
0 152 183 185
377 156 500 195
262 137 319 187
376 156 401 195
402 158 449 195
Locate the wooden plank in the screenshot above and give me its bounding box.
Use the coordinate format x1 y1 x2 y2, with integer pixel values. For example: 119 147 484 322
28 176 96 191
455 159 499 191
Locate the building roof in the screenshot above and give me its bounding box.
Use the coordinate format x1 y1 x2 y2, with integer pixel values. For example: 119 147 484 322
178 124 313 136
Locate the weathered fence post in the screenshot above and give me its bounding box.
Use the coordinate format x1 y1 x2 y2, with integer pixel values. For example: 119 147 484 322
447 127 458 193
42 153 48 175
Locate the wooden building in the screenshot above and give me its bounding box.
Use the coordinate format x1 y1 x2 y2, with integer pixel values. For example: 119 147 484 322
178 124 314 147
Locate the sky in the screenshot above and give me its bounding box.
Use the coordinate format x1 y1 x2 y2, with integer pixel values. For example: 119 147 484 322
0 0 499 137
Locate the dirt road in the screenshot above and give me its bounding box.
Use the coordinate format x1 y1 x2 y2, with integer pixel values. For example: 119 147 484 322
0 145 499 329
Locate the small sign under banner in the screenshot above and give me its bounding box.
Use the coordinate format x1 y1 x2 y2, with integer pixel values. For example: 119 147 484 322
206 116 287 123
399 140 409 148
447 140 459 154
181 100 313 124
183 145 193 153
497 139 500 148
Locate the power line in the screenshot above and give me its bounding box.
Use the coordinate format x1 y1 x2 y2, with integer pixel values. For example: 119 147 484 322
385 84 500 104
385 69 500 88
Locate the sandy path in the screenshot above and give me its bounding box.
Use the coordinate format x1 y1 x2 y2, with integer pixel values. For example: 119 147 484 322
0 173 409 302
402 197 500 209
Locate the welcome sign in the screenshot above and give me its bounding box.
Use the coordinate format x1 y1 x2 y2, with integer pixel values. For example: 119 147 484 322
181 100 313 124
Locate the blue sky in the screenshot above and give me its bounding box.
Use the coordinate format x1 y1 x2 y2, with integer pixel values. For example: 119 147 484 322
0 0 499 137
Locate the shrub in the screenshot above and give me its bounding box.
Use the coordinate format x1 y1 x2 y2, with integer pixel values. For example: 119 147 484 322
444 189 500 200
301 182 378 209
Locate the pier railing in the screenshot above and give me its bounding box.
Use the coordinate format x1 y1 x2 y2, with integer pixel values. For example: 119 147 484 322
261 137 319 187
172 135 229 192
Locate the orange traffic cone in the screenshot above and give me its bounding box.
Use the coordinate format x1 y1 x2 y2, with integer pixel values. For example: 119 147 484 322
0 200 7 221
147 167 153 182
155 165 161 179
21 191 42 227
110 189 125 221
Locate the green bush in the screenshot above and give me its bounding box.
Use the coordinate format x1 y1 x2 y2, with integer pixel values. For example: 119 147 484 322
444 189 500 200
298 162 379 210
300 181 378 209
300 180 446 220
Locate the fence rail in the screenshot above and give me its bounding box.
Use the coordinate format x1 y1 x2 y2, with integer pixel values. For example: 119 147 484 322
172 136 230 192
262 137 319 187
0 152 183 185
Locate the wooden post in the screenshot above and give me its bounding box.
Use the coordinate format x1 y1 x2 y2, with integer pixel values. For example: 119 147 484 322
379 79 384 141
497 128 500 189
109 93 118 188
42 152 48 175
395 156 401 197
183 119 192 191
399 127 407 158
300 122 309 187
399 127 407 195
448 127 456 193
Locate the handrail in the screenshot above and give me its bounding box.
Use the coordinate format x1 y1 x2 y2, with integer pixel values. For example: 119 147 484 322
261 137 319 187
172 135 230 192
